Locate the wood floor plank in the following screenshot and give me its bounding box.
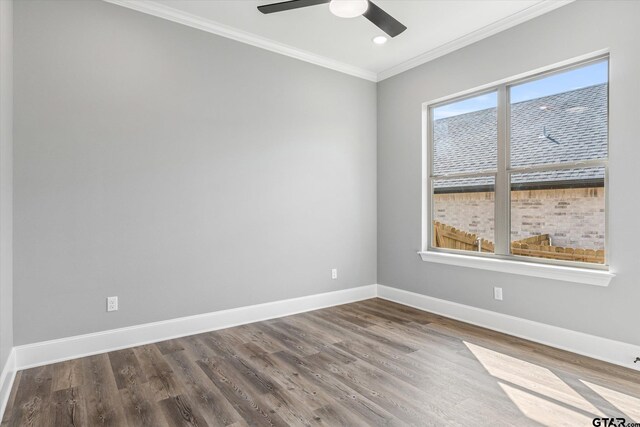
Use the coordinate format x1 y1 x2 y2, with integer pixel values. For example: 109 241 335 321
0 370 22 426
250 323 318 357
108 348 147 391
179 334 218 361
213 352 279 397
156 339 186 355
312 404 374 427
48 386 87 427
362 298 441 324
7 365 53 427
4 298 640 427
306 310 417 353
165 349 243 427
229 325 286 354
51 359 84 393
321 307 377 329
277 316 343 345
273 351 398 426
194 331 317 425
309 351 452 426
209 344 326 426
196 356 289 427
264 321 346 359
118 377 166 427
199 333 244 360
158 394 210 427
331 304 411 328
233 342 336 412
134 344 186 401
81 354 128 426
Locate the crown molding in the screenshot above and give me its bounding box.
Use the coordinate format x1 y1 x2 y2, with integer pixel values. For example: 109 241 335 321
104 0 574 83
377 0 574 81
102 0 378 82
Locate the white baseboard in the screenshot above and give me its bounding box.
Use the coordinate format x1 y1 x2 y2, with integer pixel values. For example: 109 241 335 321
377 284 640 372
9 283 640 379
0 349 16 422
14 285 376 370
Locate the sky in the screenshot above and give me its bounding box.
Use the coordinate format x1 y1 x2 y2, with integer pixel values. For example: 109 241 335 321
433 60 608 120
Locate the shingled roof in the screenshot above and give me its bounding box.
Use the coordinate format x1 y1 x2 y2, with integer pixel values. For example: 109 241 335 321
433 83 607 192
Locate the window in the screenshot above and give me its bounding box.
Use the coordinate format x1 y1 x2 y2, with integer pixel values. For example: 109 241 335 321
425 56 609 269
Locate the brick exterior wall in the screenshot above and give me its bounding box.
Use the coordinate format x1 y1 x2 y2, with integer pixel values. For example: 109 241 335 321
433 187 605 250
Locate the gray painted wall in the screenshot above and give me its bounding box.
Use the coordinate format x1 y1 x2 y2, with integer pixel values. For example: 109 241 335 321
378 0 640 346
12 0 639 351
14 0 377 345
0 0 13 370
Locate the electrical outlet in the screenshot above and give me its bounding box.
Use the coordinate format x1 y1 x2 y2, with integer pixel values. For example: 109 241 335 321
107 296 118 312
331 268 338 280
494 287 503 301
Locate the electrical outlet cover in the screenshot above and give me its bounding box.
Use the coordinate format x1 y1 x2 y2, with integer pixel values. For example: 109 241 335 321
107 296 118 312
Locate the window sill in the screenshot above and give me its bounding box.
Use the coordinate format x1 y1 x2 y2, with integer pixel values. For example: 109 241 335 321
418 251 614 287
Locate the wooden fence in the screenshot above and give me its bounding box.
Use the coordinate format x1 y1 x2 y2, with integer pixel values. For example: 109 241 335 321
433 222 494 252
433 221 604 264
512 234 551 246
511 242 604 264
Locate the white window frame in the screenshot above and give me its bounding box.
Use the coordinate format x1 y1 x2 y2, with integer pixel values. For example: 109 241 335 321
419 53 614 287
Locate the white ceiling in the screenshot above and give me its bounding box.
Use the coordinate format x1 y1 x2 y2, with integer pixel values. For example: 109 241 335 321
108 0 573 81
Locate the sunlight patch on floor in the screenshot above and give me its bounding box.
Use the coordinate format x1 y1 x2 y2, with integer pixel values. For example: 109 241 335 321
464 341 603 416
581 380 640 421
499 382 596 426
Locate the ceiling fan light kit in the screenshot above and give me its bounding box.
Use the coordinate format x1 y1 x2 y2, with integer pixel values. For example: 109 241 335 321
258 0 407 38
329 0 368 18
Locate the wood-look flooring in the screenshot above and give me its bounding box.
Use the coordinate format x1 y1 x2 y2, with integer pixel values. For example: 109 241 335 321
2 298 640 426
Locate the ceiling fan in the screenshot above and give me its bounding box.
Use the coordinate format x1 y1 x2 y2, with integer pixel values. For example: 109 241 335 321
257 0 407 38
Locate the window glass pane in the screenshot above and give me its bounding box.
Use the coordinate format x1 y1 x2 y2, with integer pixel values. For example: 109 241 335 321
433 176 495 253
510 60 608 168
510 167 605 264
432 92 498 175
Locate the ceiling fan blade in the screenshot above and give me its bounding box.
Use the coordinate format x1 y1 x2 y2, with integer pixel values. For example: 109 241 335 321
363 1 406 37
258 0 330 14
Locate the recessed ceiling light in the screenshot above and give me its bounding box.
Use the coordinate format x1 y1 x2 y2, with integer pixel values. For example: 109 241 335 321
372 35 388 45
